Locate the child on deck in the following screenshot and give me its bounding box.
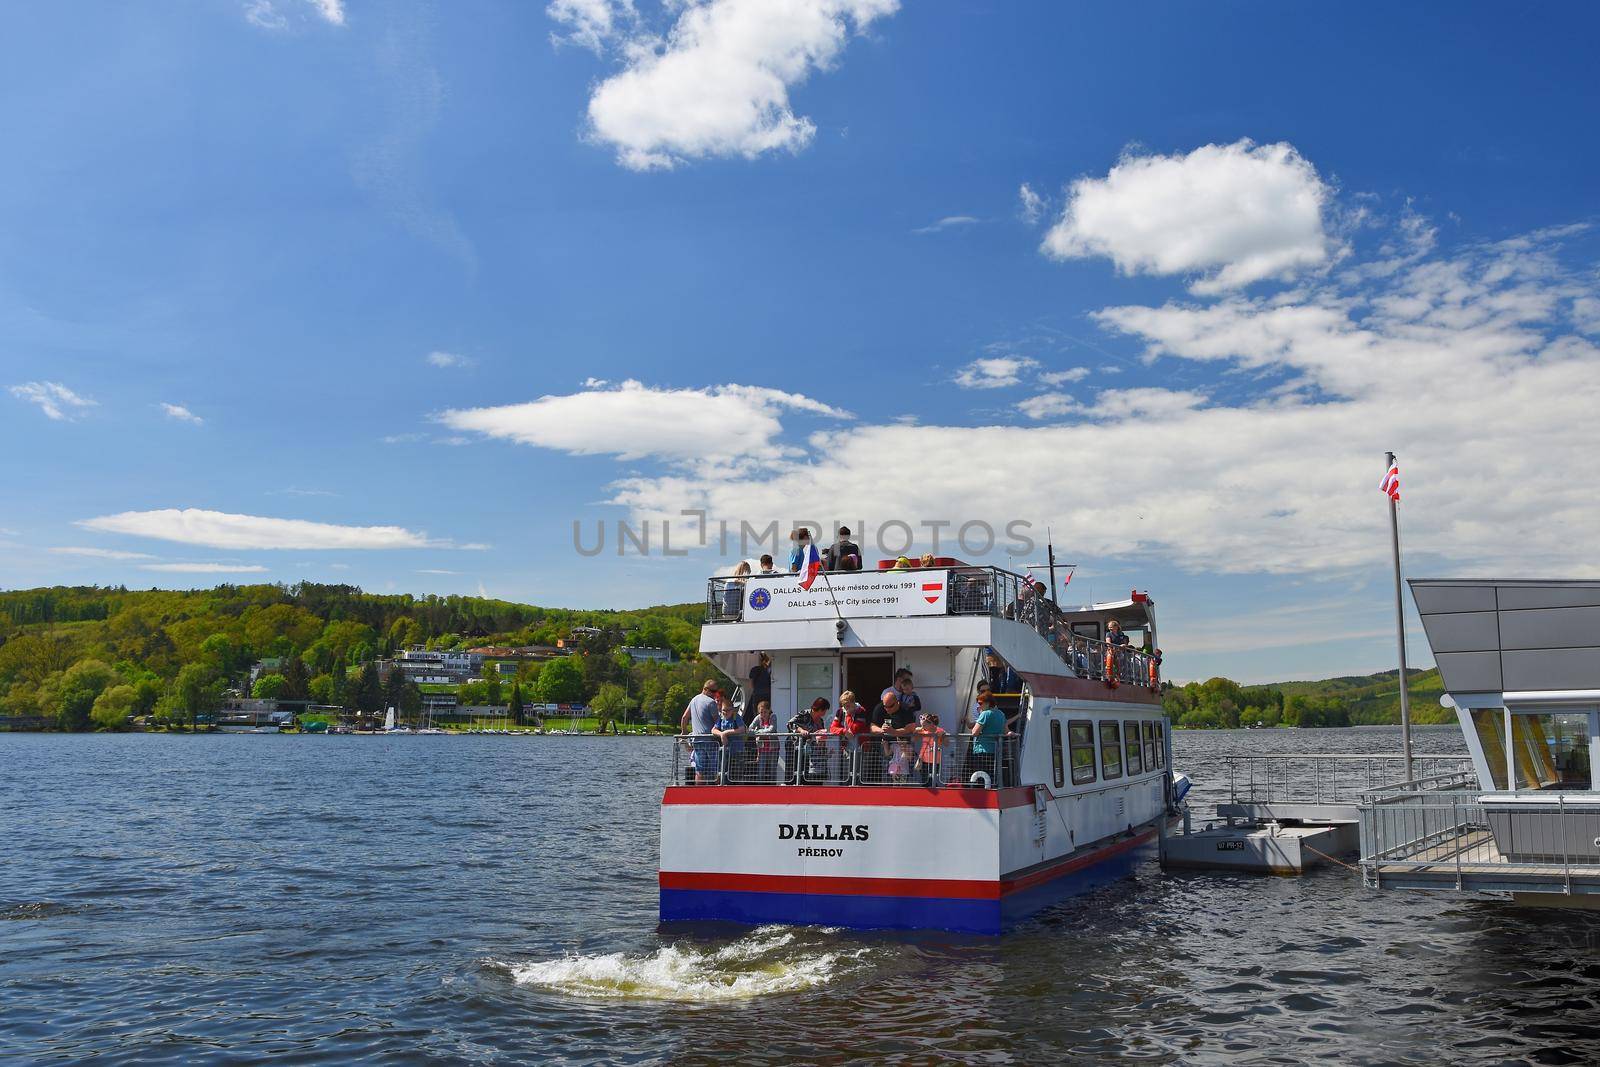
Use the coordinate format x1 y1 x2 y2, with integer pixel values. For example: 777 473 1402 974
916 713 947 786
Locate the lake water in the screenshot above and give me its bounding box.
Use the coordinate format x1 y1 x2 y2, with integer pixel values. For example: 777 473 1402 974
4 727 1599 1064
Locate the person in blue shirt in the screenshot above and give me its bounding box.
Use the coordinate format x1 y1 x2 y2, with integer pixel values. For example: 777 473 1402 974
712 693 746 782
682 680 723 784
969 694 1012 786
788 528 812 572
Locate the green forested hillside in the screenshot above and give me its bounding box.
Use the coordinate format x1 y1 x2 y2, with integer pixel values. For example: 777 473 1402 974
0 583 711 731
1163 667 1452 729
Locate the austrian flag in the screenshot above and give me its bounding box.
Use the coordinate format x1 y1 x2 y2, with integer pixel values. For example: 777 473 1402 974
921 581 944 604
1380 461 1401 502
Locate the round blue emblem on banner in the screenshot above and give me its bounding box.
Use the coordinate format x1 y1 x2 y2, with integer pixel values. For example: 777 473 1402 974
749 588 771 611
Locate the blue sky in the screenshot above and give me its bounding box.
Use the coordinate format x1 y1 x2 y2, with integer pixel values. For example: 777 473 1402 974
3 1 1599 684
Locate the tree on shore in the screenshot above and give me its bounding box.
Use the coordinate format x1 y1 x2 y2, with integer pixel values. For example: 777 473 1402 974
508 682 525 726
590 683 628 733
91 684 137 731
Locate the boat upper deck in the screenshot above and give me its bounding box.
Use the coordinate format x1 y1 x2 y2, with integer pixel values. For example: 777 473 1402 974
703 561 1162 690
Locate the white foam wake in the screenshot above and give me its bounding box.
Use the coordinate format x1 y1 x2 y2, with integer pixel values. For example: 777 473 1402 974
504 926 866 1002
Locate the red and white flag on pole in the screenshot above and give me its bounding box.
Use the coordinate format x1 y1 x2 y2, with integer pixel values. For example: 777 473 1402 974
1380 458 1401 502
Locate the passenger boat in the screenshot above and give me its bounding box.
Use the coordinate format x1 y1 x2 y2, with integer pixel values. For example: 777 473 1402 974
659 558 1182 935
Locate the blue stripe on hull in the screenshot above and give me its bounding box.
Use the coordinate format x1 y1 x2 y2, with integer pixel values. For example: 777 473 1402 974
1000 836 1154 927
660 837 1157 935
661 887 1003 935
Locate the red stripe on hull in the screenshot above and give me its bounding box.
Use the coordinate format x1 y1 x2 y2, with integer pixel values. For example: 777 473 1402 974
1000 829 1156 894
660 828 1158 900
662 785 1038 809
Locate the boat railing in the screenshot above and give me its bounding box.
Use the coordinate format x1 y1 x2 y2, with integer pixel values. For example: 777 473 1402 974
1224 754 1476 806
707 566 1161 689
1359 788 1600 889
671 733 1020 789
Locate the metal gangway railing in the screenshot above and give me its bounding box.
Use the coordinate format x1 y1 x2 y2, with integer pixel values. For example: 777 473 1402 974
707 566 1160 689
1359 785 1600 891
672 733 1020 789
1224 753 1475 806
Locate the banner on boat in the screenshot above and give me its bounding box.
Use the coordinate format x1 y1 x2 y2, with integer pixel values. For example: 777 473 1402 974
743 569 949 621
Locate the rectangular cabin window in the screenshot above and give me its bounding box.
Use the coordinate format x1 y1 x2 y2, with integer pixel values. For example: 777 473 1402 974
1141 720 1156 771
1124 720 1143 775
1050 720 1065 789
1154 722 1165 769
1099 721 1123 780
1069 720 1096 785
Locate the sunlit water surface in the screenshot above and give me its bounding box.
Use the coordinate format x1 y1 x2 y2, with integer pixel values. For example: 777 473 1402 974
5 727 1599 1064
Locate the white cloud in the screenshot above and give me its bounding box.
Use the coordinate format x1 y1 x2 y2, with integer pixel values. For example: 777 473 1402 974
48 547 158 561
912 215 979 235
1081 387 1206 419
160 402 203 425
416 568 461 575
243 0 343 29
438 379 850 465
584 0 899 170
953 356 1038 389
1018 183 1044 224
139 563 270 574
548 0 633 52
426 350 474 369
309 0 345 24
593 220 1600 582
77 509 455 551
10 381 96 421
1038 366 1090 386
1042 140 1335 294
1018 392 1076 420
244 1 287 29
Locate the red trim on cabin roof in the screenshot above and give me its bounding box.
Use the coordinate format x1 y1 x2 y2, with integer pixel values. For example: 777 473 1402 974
662 785 1038 809
1019 671 1164 704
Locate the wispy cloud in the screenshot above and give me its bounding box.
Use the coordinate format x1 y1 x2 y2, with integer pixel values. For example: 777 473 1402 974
953 356 1038 389
243 0 345 30
912 215 979 235
426 350 474 369
267 487 339 498
77 508 466 551
160 402 203 425
9 381 96 421
1018 183 1044 224
139 562 270 574
49 546 158 561
416 568 461 575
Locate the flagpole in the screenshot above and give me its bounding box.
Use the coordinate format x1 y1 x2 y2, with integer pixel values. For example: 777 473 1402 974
1385 450 1414 780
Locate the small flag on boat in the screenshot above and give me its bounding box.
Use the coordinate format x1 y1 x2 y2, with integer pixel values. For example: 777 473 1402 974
1380 457 1401 502
798 541 823 591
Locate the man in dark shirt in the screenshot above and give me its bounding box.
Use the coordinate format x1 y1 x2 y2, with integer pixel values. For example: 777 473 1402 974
826 526 862 572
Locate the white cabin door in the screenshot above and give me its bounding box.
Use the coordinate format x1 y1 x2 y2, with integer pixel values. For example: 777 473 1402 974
793 658 838 718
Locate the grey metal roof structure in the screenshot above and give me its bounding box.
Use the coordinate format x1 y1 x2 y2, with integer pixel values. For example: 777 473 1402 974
1409 579 1600 695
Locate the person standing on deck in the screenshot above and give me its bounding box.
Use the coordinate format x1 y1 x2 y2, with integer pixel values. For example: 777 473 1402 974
744 652 772 725
788 528 813 573
826 526 862 572
970 693 1010 786
685 680 722 785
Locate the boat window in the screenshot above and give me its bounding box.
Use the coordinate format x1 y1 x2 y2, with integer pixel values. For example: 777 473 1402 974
1124 720 1143 776
1153 722 1165 769
1050 720 1064 789
1470 709 1509 790
1069 720 1095 785
1099 721 1122 780
1510 711 1591 790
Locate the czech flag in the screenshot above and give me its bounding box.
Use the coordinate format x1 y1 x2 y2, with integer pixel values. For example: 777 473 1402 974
798 541 823 591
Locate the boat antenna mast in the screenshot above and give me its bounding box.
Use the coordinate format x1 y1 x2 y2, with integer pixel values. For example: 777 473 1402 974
1022 527 1075 599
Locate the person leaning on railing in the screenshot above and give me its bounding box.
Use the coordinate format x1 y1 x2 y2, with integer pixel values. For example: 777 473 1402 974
747 701 780 782
683 680 723 785
711 694 746 783
969 693 1012 787
787 698 831 782
722 561 750 619
915 713 947 786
